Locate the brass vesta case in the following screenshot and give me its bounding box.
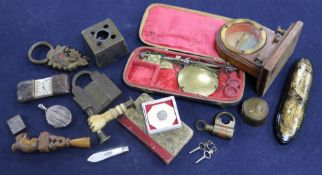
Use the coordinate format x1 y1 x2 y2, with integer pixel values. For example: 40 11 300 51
275 58 313 144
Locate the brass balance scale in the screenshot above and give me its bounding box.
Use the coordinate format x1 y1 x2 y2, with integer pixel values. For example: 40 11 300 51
139 51 237 97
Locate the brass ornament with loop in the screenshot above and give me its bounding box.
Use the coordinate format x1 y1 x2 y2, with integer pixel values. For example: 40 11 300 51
28 41 89 71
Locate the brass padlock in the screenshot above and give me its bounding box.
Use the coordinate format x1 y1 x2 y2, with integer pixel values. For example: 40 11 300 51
195 112 236 139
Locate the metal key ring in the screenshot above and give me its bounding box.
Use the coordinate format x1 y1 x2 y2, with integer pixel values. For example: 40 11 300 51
203 150 212 159
195 120 208 131
205 141 216 150
198 142 207 150
28 41 53 64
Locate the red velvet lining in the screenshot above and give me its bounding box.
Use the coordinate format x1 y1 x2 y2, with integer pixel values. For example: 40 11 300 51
124 4 244 103
141 5 226 57
124 47 245 102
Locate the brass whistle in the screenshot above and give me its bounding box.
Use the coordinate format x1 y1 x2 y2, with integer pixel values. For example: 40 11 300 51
87 99 135 132
11 132 91 153
275 58 313 144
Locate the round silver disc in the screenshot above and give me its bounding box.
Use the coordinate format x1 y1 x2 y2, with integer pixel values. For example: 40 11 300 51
157 110 168 121
45 105 72 128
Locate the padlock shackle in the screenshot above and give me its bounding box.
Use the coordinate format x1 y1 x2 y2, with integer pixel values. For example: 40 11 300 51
28 41 54 64
72 70 93 88
215 112 235 122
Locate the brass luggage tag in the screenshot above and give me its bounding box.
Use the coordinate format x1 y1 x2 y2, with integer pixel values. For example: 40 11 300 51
28 41 89 71
38 104 72 128
72 70 122 144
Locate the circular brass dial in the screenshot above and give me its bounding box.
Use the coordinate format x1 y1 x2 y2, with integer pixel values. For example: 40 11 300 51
220 19 267 54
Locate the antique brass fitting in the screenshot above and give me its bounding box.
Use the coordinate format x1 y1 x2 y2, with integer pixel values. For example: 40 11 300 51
88 99 135 132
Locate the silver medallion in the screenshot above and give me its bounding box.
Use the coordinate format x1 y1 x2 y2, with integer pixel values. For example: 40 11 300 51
38 104 72 128
157 110 168 121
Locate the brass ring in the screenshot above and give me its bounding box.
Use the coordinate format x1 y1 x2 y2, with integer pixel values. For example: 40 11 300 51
195 120 207 131
219 19 267 54
28 41 53 64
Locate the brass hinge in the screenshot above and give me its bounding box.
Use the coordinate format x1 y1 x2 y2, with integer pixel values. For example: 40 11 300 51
254 54 265 66
273 26 286 43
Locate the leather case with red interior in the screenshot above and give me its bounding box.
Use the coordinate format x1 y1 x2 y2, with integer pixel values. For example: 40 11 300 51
123 3 246 106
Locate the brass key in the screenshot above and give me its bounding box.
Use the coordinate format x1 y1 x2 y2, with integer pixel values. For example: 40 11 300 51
195 149 213 164
189 142 207 154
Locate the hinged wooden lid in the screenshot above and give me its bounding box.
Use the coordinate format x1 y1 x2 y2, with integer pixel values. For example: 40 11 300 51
257 21 304 96
139 3 230 58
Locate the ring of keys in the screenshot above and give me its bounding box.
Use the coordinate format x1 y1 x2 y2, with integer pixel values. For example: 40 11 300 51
188 140 217 164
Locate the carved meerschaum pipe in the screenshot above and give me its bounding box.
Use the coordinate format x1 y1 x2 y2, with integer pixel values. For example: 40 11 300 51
11 132 91 153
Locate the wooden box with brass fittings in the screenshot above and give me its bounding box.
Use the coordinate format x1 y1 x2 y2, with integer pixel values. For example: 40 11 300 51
216 19 303 96
123 3 246 107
